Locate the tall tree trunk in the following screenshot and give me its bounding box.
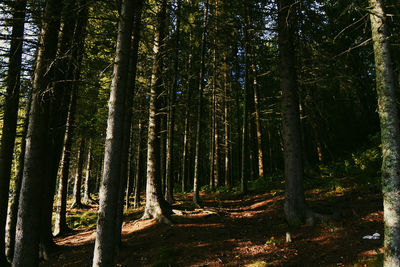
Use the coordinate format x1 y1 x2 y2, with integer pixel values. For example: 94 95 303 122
142 0 172 223
53 0 87 235
277 0 307 226
83 143 93 205
5 94 31 263
0 1 26 265
193 0 209 205
71 139 86 209
39 0 84 258
224 59 230 186
252 62 264 178
240 86 248 194
181 34 193 193
115 0 144 254
53 85 77 236
125 122 136 210
92 0 135 265
12 0 62 265
165 0 181 203
133 120 143 208
369 1 400 266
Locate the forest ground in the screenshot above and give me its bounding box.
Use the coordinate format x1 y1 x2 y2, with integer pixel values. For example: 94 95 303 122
41 176 383 267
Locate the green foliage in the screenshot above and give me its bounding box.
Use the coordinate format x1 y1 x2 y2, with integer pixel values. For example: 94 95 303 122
353 251 383 267
247 261 268 267
319 135 382 191
247 172 284 193
66 210 98 230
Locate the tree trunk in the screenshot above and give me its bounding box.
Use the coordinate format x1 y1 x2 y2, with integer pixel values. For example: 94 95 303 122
223 59 230 186
53 84 77 236
193 0 209 205
12 0 62 265
142 0 172 223
114 0 144 254
5 93 31 263
53 0 87 234
165 0 181 203
277 0 308 226
181 34 193 193
0 1 26 265
71 139 86 209
83 144 93 205
133 121 143 209
92 0 135 265
39 0 85 258
369 1 400 266
252 62 264 178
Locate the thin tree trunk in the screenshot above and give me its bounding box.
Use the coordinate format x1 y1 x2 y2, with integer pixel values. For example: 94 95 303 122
133 121 143 208
277 0 308 226
252 62 264 178
115 0 144 254
71 139 86 209
193 0 209 205
92 0 135 265
368 1 400 266
12 0 62 265
0 1 26 265
39 0 83 258
5 93 31 263
224 59 230 186
83 143 93 205
125 122 136 210
142 0 172 223
53 0 88 234
181 35 193 193
240 86 248 194
165 0 181 203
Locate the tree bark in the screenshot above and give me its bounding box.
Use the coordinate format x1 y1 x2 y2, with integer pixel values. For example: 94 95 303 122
5 93 31 263
223 58 230 186
53 0 87 235
252 62 264 178
142 0 172 223
277 0 308 226
0 1 26 265
114 0 144 254
181 33 193 193
165 0 181 203
92 0 135 265
368 1 400 266
83 143 93 205
12 0 62 265
71 139 86 209
193 0 209 205
133 120 143 209
53 84 77 236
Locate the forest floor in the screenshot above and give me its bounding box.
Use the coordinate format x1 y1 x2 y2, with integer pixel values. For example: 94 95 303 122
41 176 383 267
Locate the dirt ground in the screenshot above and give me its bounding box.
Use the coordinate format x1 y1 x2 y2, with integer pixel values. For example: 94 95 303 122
40 178 383 266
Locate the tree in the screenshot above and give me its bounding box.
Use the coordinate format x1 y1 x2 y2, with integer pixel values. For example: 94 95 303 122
141 0 172 222
0 0 26 265
12 0 63 265
193 0 209 205
92 0 135 265
368 0 400 265
277 0 308 225
164 0 181 204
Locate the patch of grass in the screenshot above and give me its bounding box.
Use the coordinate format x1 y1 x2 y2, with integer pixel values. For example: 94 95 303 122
246 261 267 267
66 210 98 230
354 251 383 267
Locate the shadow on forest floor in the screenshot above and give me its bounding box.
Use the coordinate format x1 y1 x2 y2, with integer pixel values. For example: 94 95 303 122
41 177 383 267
